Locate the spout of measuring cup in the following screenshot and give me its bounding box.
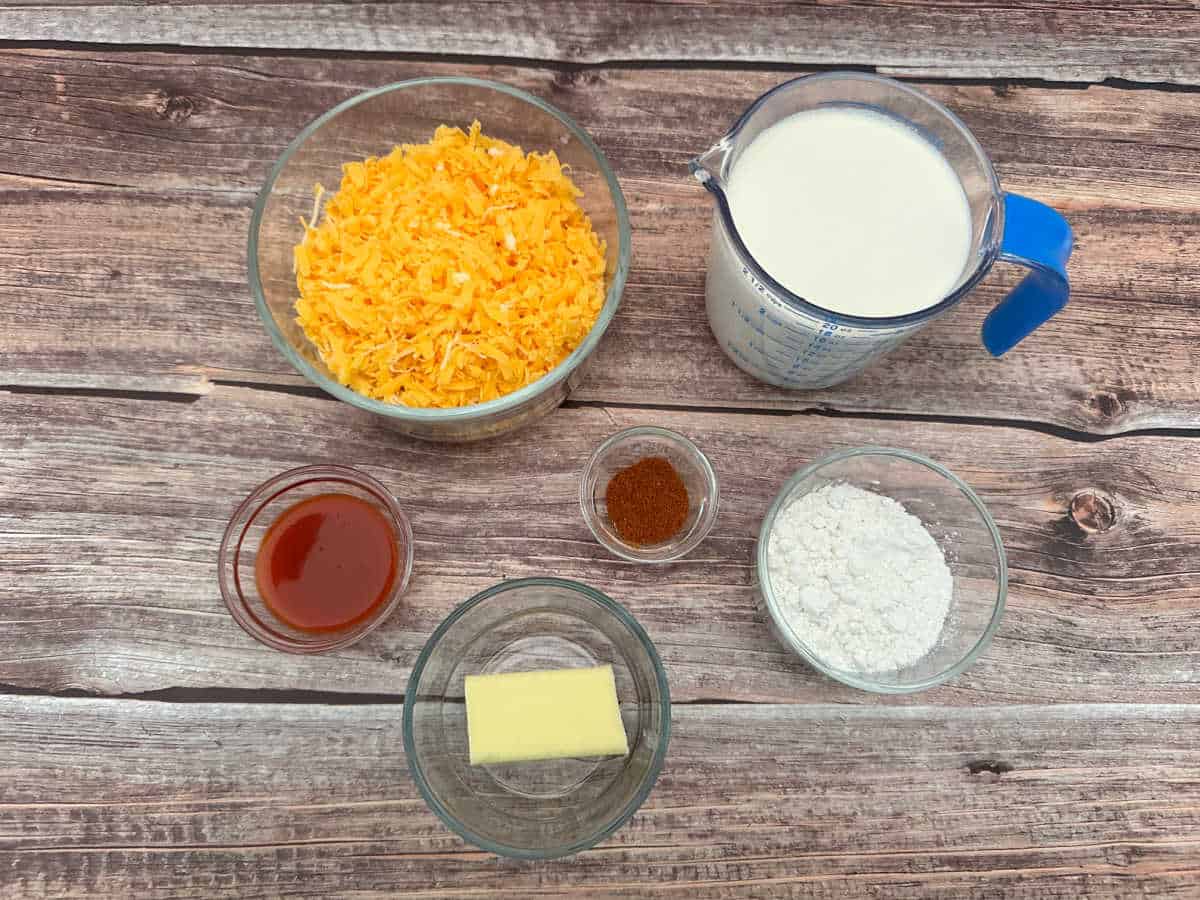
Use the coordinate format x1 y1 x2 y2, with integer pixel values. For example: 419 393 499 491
981 194 1074 356
689 139 733 192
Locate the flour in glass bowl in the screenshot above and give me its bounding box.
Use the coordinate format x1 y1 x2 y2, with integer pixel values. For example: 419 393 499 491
765 482 952 673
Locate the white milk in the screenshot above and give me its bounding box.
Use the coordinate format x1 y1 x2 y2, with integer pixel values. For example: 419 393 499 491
726 106 973 318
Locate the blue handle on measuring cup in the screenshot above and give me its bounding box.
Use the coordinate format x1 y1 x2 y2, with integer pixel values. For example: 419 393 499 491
980 194 1074 356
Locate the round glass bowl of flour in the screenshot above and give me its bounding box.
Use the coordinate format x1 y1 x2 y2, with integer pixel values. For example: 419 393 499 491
757 447 1006 693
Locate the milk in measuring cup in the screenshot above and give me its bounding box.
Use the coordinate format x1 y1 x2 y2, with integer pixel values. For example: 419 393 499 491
727 107 972 318
695 73 1074 390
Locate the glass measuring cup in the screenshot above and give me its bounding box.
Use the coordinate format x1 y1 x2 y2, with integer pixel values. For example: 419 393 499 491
691 72 1073 390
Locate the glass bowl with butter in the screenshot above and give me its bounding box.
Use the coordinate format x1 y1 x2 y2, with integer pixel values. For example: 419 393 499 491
403 577 670 859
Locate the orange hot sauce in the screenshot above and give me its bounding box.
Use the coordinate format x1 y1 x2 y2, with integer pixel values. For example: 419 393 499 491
255 493 398 633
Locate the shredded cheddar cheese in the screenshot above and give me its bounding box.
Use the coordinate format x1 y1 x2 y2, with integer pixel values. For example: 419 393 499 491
293 121 607 408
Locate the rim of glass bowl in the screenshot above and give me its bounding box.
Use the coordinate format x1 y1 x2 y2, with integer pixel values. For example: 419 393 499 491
248 76 632 423
756 446 1007 694
402 576 672 860
579 426 721 563
217 464 415 653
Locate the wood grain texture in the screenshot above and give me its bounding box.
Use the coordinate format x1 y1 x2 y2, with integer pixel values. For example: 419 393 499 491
1 695 1198 898
2 1 1200 85
3 7 1198 896
3 385 1199 704
2 50 1200 432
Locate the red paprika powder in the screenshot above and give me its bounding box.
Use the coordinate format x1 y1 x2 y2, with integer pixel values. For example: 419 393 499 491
604 456 690 546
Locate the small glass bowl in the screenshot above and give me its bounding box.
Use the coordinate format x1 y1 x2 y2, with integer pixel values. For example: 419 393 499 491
757 447 1006 693
404 577 670 859
218 465 414 653
580 426 720 563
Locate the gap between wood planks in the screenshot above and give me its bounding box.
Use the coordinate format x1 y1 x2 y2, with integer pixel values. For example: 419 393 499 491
4 39 1200 94
0 680 767 706
0 681 403 705
6 381 1200 446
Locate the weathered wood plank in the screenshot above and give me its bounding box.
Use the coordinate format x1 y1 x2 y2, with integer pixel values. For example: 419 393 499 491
3 385 1199 704
2 50 1199 432
1 1 1199 85
1 696 1197 897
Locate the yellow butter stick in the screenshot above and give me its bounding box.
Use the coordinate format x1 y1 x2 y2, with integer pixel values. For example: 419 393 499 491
464 665 629 766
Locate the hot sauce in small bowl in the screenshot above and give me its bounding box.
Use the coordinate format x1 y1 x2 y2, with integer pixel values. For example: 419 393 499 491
256 492 399 633
219 466 413 653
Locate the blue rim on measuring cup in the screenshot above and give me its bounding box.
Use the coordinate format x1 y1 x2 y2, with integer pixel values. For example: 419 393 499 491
690 72 1074 356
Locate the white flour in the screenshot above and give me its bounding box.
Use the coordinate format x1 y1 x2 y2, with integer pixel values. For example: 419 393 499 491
766 482 952 673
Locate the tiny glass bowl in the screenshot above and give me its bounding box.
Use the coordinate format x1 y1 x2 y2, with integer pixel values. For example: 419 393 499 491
404 577 670 860
580 426 720 563
217 465 414 653
757 447 1006 693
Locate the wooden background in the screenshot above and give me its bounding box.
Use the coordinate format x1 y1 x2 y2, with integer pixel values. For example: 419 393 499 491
3 2 1199 896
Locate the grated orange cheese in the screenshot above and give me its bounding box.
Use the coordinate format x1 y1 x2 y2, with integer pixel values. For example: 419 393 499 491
292 121 607 408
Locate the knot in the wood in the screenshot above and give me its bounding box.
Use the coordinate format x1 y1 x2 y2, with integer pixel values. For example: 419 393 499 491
966 759 1012 776
552 70 599 91
1090 389 1126 422
1069 490 1116 534
155 92 195 123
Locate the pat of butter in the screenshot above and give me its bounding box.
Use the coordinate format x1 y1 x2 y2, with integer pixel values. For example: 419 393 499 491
464 665 629 766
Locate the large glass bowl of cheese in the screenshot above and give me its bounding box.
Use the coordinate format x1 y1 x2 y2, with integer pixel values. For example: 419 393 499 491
249 78 630 442
403 577 671 859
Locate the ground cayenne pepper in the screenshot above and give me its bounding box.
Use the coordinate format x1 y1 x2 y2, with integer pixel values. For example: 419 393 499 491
604 456 690 545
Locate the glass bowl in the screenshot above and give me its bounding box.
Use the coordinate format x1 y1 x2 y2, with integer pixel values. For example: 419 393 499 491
580 426 720 563
218 465 414 653
403 577 670 859
757 447 1006 693
248 77 631 442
